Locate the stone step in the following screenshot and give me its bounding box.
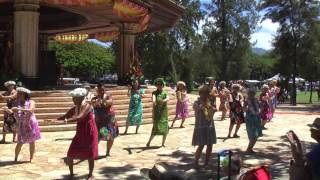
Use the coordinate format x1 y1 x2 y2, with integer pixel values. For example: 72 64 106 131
0 98 180 108
0 108 187 120
0 94 178 104
25 114 179 132
0 111 195 127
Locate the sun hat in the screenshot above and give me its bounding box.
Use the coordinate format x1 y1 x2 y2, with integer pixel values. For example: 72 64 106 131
154 78 166 86
69 88 87 97
4 81 16 87
177 81 186 87
16 87 31 94
308 118 320 131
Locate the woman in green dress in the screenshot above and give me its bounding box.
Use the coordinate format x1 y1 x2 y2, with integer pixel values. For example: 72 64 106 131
124 80 145 134
146 78 169 147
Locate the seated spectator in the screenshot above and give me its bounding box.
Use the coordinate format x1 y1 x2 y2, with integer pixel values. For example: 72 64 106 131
287 118 320 180
219 154 271 180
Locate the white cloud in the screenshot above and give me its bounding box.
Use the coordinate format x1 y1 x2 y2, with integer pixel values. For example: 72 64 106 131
251 19 279 50
250 32 275 50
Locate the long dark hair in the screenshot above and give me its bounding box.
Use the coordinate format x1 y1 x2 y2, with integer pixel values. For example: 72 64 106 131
131 80 141 94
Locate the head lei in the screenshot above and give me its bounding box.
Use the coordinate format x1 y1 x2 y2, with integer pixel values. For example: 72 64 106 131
69 88 87 97
262 84 269 90
16 87 31 94
154 78 166 86
177 81 186 87
232 84 240 89
219 81 226 86
4 81 16 87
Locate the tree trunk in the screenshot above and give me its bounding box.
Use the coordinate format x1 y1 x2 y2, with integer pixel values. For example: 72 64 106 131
309 81 313 103
220 0 228 80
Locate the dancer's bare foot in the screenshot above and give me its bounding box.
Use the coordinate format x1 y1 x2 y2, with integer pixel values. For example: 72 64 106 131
180 125 185 128
233 134 240 138
87 175 94 180
246 149 256 154
146 143 150 147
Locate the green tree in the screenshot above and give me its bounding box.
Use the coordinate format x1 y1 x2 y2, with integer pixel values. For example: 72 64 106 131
135 0 204 90
247 51 276 80
260 0 320 105
49 42 115 80
300 21 320 103
203 0 259 80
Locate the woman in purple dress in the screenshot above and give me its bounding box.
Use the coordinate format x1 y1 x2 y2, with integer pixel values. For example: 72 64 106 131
171 81 189 128
8 87 41 162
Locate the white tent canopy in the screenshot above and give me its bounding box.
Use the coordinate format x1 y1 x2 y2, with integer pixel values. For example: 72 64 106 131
266 74 281 81
246 80 261 83
265 74 305 82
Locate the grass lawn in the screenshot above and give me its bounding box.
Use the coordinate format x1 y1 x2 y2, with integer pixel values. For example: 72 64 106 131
189 90 320 104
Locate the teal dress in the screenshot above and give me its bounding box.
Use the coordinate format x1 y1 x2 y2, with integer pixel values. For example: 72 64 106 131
152 90 169 135
127 89 144 126
245 98 262 141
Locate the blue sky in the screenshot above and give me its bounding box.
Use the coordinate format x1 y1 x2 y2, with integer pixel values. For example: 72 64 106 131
91 0 278 50
199 0 278 50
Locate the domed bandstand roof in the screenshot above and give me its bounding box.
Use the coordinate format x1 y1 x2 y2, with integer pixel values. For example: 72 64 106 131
0 0 184 42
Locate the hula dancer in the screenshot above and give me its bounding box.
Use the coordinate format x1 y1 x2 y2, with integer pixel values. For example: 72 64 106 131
260 84 272 129
124 80 145 134
227 84 245 138
10 87 41 162
146 78 169 147
192 85 217 166
93 83 119 157
0 81 17 143
219 81 230 121
57 88 98 179
244 88 262 153
171 81 189 128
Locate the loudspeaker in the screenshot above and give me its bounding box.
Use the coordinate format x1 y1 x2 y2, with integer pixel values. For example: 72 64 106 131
39 51 57 87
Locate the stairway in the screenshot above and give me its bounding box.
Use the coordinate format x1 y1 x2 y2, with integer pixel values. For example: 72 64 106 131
0 86 195 132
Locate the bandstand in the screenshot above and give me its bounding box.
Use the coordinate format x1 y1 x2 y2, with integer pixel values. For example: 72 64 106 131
0 0 184 88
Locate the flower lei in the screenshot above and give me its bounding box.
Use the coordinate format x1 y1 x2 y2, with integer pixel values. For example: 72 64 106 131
126 53 144 86
200 100 213 121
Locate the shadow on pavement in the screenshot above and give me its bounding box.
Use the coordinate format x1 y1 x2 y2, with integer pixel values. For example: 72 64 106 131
0 160 29 167
123 146 161 154
99 164 144 180
277 104 320 113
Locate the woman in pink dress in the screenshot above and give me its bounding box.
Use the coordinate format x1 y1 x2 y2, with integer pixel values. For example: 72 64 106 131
7 87 41 163
260 84 272 129
57 88 98 180
171 81 189 128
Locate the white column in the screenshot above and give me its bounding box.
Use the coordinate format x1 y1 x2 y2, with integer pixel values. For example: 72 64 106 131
14 0 39 80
